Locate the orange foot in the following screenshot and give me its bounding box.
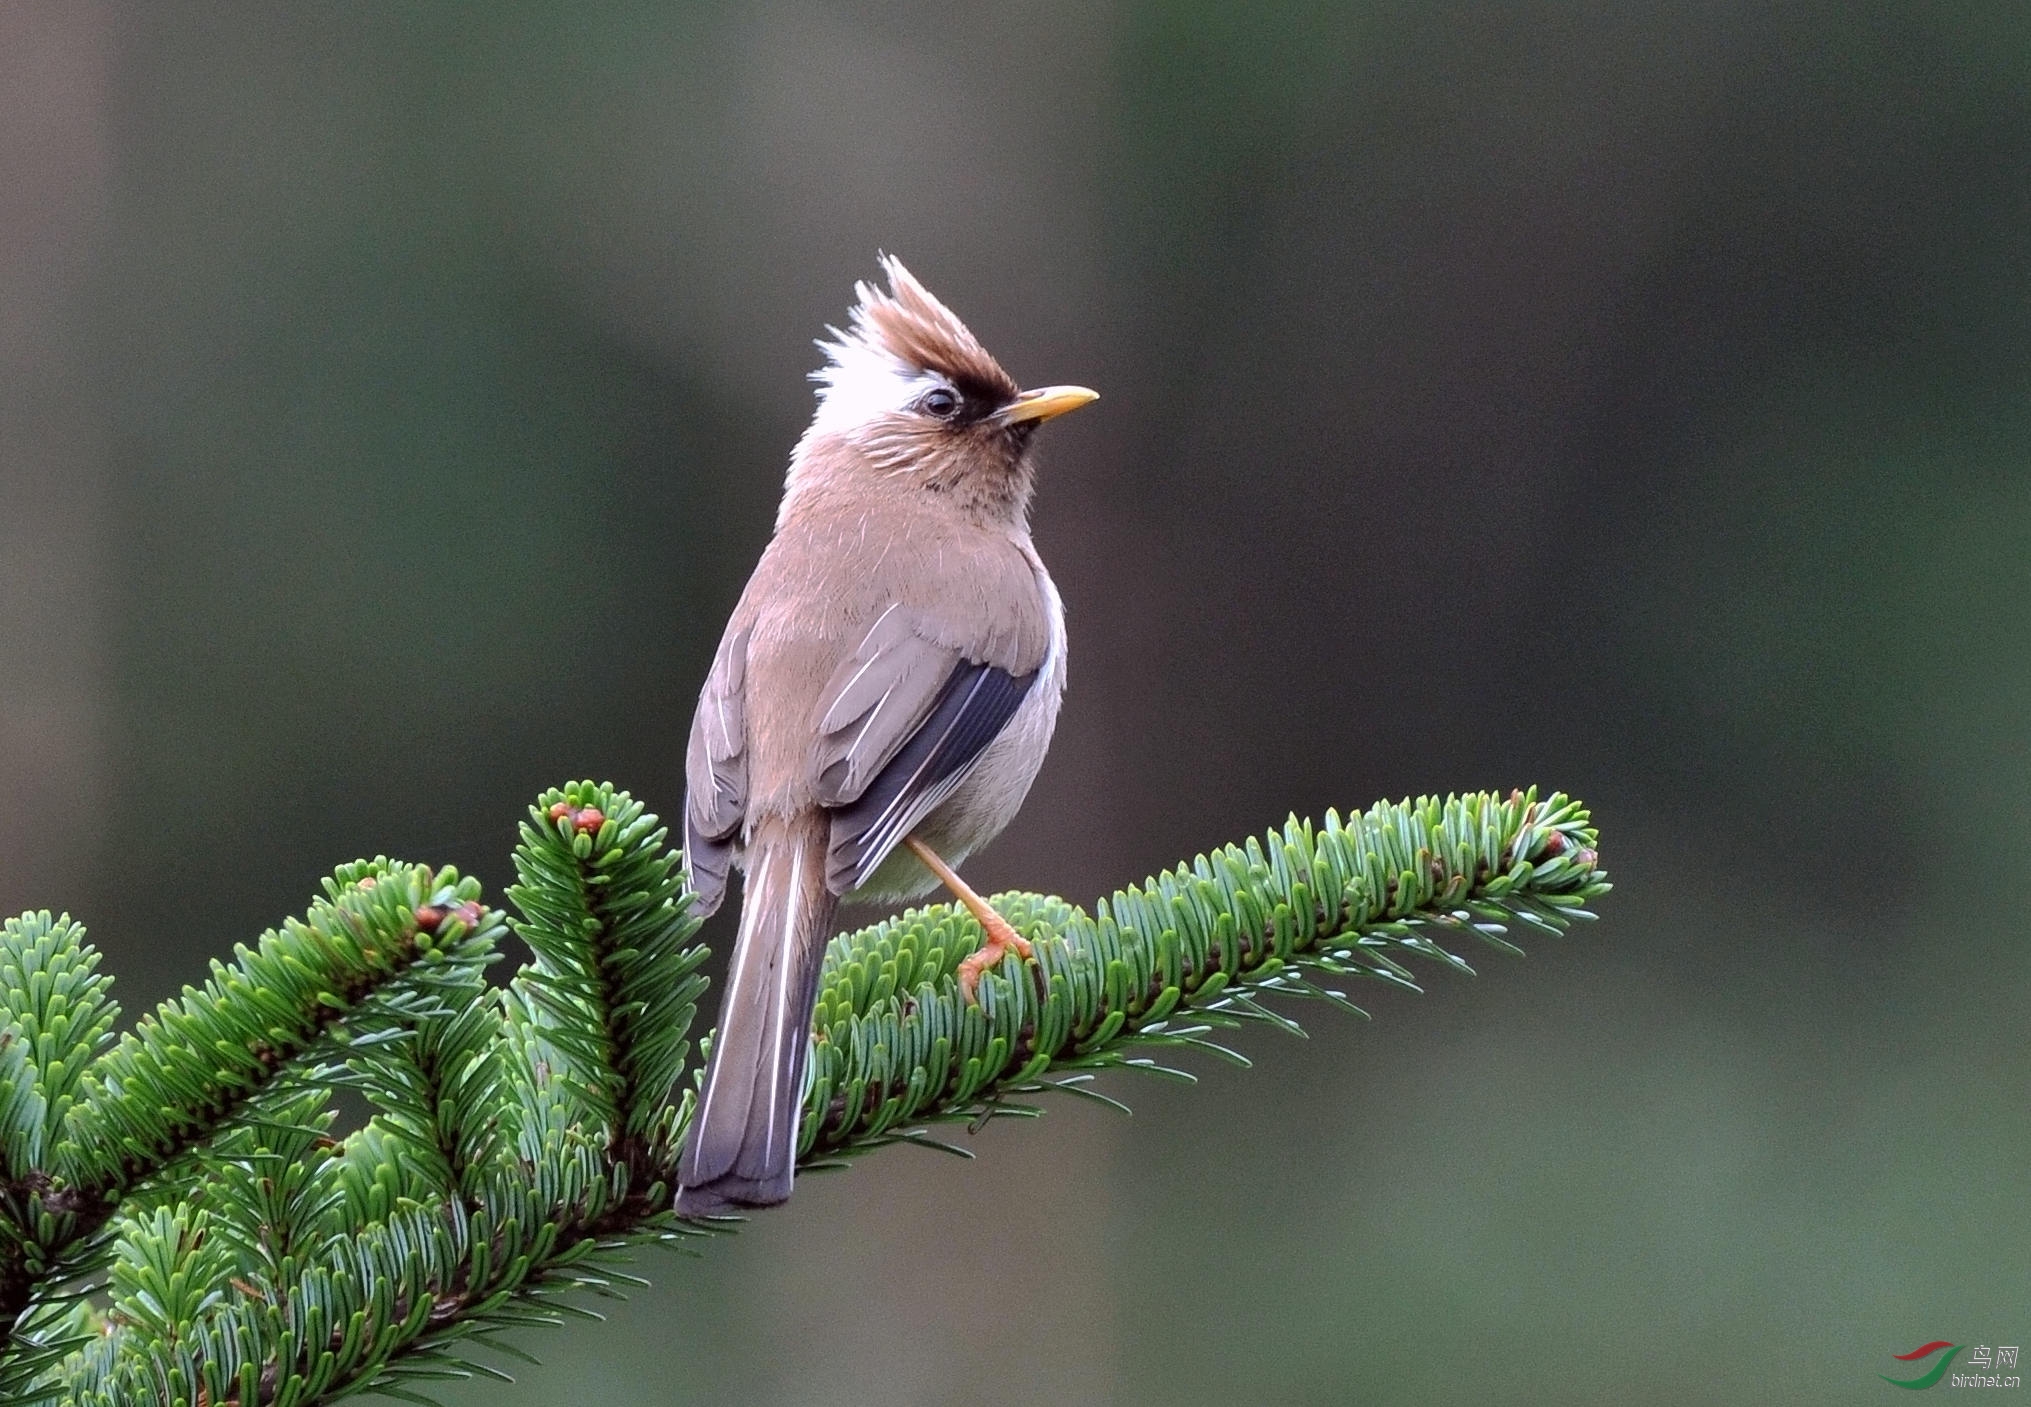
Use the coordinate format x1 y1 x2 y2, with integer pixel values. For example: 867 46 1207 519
955 910 1035 1004
902 834 1037 1004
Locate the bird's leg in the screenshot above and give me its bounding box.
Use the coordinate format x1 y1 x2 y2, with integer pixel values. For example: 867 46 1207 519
902 834 1033 1003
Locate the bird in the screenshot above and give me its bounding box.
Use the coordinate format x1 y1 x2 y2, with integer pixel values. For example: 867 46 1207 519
674 256 1095 1217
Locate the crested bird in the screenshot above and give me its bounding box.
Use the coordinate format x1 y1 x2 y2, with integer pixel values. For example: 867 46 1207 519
674 257 1095 1216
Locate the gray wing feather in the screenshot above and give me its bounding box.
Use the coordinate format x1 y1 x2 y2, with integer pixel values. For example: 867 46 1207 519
808 605 1039 894
824 659 1036 894
684 623 751 917
812 605 959 806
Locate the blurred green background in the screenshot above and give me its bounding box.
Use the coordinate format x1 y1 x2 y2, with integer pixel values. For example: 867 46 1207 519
4 2 2027 1402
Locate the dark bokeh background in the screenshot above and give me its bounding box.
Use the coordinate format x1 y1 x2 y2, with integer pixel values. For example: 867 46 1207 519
5 3 2027 1402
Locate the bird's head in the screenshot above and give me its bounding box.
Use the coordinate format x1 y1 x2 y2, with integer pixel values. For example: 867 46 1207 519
785 256 1096 525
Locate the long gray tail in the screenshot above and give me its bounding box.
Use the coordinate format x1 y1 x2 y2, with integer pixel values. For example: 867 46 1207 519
675 813 836 1216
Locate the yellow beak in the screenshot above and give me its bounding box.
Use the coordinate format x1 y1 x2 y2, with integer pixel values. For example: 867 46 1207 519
998 384 1099 425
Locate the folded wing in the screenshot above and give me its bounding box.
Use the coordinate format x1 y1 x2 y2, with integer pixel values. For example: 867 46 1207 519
812 606 1037 894
683 623 751 916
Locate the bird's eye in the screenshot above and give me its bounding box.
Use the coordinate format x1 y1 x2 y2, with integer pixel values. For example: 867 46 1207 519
915 386 960 419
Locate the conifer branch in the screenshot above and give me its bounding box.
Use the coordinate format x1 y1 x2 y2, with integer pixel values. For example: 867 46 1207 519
0 784 1609 1405
0 866 500 1396
795 789 1606 1166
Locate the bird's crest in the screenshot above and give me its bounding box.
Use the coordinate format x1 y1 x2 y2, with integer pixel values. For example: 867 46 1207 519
808 257 1018 435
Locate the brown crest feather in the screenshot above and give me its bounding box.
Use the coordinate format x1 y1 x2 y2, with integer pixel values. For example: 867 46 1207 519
857 257 1019 400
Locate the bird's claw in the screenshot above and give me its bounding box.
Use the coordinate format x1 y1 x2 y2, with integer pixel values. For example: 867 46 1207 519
956 913 1034 1004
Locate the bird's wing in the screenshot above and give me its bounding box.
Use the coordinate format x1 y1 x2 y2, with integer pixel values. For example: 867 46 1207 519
811 605 1037 895
684 622 751 916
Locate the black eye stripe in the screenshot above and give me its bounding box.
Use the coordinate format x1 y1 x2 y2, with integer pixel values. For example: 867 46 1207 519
912 374 1013 424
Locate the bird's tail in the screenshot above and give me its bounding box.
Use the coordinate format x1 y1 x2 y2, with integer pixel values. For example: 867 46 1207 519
675 812 836 1215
